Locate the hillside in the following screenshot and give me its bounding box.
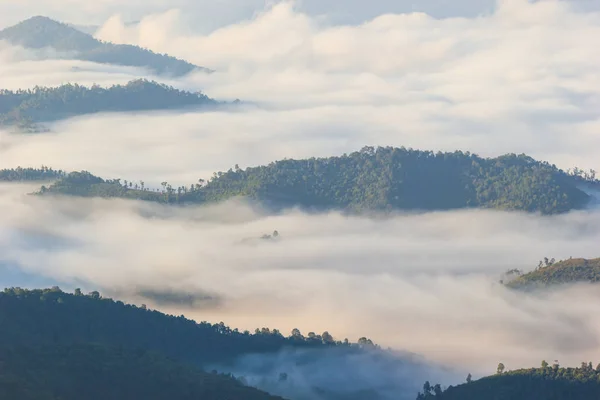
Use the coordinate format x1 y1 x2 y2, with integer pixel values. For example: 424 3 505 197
417 365 600 399
0 287 355 366
0 287 402 400
0 344 284 400
0 16 210 76
0 79 217 126
35 147 599 215
506 258 600 290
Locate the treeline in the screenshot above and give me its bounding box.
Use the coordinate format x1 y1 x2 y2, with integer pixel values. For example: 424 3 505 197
417 361 600 399
0 16 210 76
0 166 65 181
35 147 599 215
0 287 375 367
0 79 217 126
506 257 600 289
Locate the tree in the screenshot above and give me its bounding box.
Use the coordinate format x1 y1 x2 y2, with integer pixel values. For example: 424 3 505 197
423 381 431 394
497 363 505 374
433 384 442 396
541 360 549 368
74 288 82 296
466 373 472 383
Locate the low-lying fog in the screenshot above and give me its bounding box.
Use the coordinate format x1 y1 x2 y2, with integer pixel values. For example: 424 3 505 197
1 183 600 378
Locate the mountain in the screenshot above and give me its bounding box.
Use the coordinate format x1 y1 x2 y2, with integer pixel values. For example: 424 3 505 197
0 287 438 400
0 79 218 127
0 16 211 76
34 147 599 215
506 258 600 290
417 365 600 399
0 344 284 400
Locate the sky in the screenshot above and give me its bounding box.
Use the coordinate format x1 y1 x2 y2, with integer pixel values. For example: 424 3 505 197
1 0 600 386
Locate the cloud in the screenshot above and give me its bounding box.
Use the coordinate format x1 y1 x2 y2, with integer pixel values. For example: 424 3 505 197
1 184 600 377
2 0 597 180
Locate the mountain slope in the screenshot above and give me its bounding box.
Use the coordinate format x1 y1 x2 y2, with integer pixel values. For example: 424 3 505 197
36 147 598 215
0 79 217 126
506 258 600 290
0 287 356 366
0 16 210 76
418 366 600 400
0 344 285 400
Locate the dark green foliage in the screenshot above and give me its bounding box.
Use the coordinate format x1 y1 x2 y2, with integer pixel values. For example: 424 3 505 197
0 166 65 181
506 258 600 289
0 344 284 400
417 365 600 399
38 147 596 215
0 79 216 126
0 16 210 76
0 287 356 367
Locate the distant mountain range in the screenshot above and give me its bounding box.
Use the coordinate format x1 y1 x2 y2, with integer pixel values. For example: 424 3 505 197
0 16 211 76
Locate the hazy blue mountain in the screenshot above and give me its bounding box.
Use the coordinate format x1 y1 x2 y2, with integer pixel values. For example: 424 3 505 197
0 16 211 76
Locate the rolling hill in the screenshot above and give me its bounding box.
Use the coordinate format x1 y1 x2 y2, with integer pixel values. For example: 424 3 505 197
417 365 600 399
0 79 218 127
506 258 600 290
0 16 211 76
31 147 600 215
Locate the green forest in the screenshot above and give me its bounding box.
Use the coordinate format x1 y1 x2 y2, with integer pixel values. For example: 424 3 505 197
0 79 217 128
506 257 600 289
417 363 600 399
0 344 283 400
29 147 599 215
0 16 210 76
0 287 376 400
0 166 65 181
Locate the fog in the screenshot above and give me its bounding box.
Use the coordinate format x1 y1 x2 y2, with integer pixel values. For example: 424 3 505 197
1 0 600 396
1 183 600 378
1 0 600 181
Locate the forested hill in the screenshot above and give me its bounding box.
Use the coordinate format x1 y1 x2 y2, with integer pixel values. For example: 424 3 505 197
506 258 600 290
0 344 285 400
0 287 370 366
417 364 600 399
35 147 599 215
0 16 210 76
0 79 218 127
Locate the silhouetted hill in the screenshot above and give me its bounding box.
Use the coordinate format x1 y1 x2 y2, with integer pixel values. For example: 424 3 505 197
35 147 599 215
506 258 600 290
0 16 211 76
0 287 364 366
417 365 600 399
0 167 65 181
0 79 218 126
0 344 285 400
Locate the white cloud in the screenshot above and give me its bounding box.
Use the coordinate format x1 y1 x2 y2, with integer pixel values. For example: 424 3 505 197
1 184 600 376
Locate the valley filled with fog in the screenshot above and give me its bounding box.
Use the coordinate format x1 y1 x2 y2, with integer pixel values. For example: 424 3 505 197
1 1 600 399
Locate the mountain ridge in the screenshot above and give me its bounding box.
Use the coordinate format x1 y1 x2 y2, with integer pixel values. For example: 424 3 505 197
0 16 211 76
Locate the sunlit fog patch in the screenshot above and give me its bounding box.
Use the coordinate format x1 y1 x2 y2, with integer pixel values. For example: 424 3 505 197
1 184 600 374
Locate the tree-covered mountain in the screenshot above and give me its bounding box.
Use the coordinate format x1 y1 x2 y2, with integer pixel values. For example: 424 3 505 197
0 287 388 400
505 258 600 290
417 363 600 399
0 79 218 127
0 287 369 367
0 16 211 76
35 147 599 215
0 344 284 400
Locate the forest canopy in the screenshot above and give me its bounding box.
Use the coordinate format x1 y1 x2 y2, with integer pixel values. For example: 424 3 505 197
0 79 218 128
30 147 600 215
